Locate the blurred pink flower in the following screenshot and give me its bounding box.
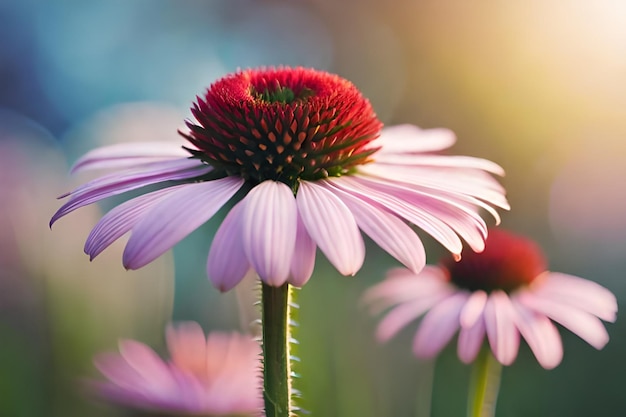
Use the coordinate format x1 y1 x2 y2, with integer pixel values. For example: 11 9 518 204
364 228 617 369
51 67 508 291
92 322 263 416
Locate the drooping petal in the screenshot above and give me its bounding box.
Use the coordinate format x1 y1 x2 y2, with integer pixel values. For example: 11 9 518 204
483 290 520 366
207 201 251 292
118 340 177 394
166 322 208 375
289 212 316 287
374 154 506 176
374 125 457 154
325 183 426 273
459 290 488 328
241 181 297 286
50 158 212 226
362 267 451 314
296 181 364 276
413 291 470 358
84 185 184 259
516 291 611 350
325 176 463 256
531 272 617 322
457 316 486 364
93 352 147 390
123 177 244 269
510 299 563 370
71 142 190 173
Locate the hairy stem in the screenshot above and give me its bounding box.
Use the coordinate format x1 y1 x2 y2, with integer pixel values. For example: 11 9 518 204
467 347 502 417
262 283 293 417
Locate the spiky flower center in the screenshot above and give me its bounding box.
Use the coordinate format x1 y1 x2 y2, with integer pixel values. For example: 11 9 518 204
442 229 547 293
181 67 382 188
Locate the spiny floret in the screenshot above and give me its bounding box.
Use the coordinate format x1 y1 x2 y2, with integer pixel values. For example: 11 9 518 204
180 67 383 187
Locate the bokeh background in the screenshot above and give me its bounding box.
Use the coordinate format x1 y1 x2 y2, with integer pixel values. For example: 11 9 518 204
2 0 626 416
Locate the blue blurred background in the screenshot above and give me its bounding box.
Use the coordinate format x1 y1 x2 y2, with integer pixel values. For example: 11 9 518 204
2 1 626 416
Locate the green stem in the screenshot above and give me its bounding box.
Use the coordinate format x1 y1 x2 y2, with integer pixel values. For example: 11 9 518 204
467 347 502 417
262 283 293 417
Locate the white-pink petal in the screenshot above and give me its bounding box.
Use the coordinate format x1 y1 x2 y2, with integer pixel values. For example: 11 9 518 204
516 291 611 350
457 316 486 364
241 181 297 286
84 186 183 259
460 290 488 328
374 125 457 154
328 185 426 273
123 177 244 269
531 272 617 322
207 201 251 292
289 213 316 287
483 290 520 366
510 300 563 370
297 181 365 276
413 291 470 359
71 142 190 173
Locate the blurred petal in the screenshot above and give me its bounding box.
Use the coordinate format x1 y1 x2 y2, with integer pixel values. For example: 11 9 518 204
118 340 176 393
458 316 486 364
511 300 563 370
71 142 189 173
242 181 297 286
328 185 426 273
297 181 364 275
413 291 470 358
460 290 488 328
289 212 316 287
532 272 617 322
166 322 207 375
517 291 610 350
376 286 454 342
483 290 520 366
123 177 244 269
207 201 251 292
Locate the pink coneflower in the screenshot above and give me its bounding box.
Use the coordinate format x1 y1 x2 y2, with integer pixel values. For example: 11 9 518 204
50 67 508 290
364 228 617 369
91 322 262 416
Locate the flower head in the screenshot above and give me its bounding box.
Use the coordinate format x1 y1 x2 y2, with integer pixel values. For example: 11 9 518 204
364 228 617 369
91 322 262 416
51 67 509 290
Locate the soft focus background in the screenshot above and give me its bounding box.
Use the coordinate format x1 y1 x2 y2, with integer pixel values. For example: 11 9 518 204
1 1 625 416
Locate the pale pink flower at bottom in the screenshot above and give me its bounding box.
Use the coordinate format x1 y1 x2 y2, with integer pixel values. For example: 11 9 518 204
91 322 263 416
364 228 617 369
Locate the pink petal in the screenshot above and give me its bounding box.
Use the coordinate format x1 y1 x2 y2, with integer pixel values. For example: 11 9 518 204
460 290 488 328
376 287 454 342
374 125 457 154
375 154 505 176
327 185 426 273
363 266 451 314
166 322 207 375
457 316 486 364
483 290 520 366
207 201 251 292
510 300 563 370
50 158 211 226
84 185 183 259
296 181 364 276
289 212 316 287
241 181 297 286
123 177 244 269
118 340 177 393
93 352 147 389
516 291 611 350
413 291 470 358
71 142 190 173
531 272 617 322
325 176 463 256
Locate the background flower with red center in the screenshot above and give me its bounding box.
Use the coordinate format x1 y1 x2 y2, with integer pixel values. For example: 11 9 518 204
364 228 617 369
90 322 263 416
50 67 508 291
